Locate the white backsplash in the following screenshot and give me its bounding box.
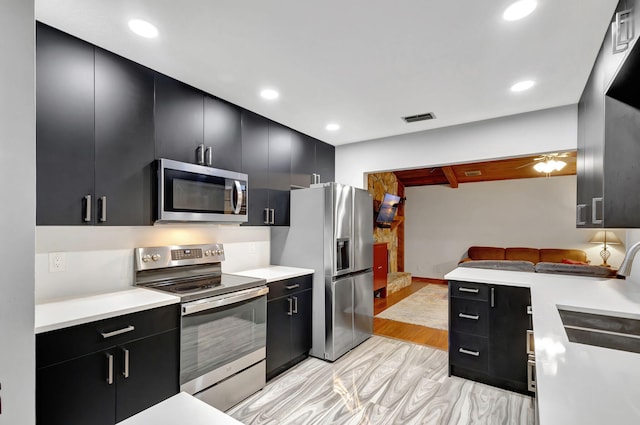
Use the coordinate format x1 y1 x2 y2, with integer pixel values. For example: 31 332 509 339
35 225 270 303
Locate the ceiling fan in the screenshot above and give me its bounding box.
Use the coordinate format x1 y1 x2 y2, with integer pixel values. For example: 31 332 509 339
515 152 574 172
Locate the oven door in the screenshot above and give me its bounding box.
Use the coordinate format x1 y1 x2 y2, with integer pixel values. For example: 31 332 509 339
158 158 248 223
180 286 267 395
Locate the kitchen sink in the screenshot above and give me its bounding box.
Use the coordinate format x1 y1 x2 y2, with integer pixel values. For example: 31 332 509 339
557 305 640 354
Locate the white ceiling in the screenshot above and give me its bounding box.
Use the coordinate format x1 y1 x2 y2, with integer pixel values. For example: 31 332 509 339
35 0 618 146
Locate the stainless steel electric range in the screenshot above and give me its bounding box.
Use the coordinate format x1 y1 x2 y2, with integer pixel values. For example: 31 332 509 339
134 243 268 411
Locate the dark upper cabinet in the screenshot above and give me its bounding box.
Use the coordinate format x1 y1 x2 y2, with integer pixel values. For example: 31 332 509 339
241 110 291 226
154 74 205 164
577 2 640 228
36 23 95 225
315 140 335 183
36 23 155 225
290 132 335 189
204 95 242 171
94 48 155 226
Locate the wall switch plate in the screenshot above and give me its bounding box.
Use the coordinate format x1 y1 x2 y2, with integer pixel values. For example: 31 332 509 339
49 252 66 272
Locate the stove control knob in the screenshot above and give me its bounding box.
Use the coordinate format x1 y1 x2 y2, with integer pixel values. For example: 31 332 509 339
204 250 211 256
142 255 152 263
151 254 161 261
217 249 224 256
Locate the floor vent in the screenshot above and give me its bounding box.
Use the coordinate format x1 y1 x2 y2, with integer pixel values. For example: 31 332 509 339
402 112 436 123
464 170 482 177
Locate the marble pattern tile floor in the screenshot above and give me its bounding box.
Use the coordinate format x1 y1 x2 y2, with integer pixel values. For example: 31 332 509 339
228 336 534 425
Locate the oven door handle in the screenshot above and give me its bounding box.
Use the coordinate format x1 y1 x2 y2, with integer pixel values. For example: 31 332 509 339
181 286 269 316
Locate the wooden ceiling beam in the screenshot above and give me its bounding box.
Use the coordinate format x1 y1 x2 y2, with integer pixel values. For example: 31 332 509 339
442 166 458 188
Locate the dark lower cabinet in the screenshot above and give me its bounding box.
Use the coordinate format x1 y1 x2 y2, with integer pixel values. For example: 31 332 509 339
266 275 312 380
36 305 179 425
448 280 532 395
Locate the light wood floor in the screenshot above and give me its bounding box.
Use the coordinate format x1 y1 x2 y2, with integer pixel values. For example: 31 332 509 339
374 277 449 351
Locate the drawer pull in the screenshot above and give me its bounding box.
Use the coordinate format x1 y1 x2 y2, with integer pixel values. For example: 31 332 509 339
100 325 135 339
458 287 479 294
458 348 480 357
285 284 300 290
458 313 479 320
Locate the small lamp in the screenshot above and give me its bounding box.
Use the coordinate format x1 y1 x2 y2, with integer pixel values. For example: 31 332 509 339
589 230 622 267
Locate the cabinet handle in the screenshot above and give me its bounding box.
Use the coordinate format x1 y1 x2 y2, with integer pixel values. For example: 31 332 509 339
264 208 270 225
526 330 535 355
527 356 537 392
122 348 130 379
99 196 107 222
458 348 480 357
458 313 479 320
316 174 321 184
285 284 300 290
490 288 495 308
310 174 317 185
287 298 293 316
592 197 603 224
106 353 114 385
612 9 634 54
293 296 298 314
458 287 479 294
576 204 586 225
195 143 205 165
270 209 275 225
84 194 92 222
205 146 212 166
100 325 135 339
527 305 533 315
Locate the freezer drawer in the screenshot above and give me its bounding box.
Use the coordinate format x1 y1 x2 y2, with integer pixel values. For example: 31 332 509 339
353 270 373 347
327 276 354 361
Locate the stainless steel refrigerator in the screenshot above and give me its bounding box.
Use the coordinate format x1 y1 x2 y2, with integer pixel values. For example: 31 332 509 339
271 182 374 361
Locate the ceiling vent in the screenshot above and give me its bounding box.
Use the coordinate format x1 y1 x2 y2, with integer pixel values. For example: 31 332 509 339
402 112 436 123
464 170 482 177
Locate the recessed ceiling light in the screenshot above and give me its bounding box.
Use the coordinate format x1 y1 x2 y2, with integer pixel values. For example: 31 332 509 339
511 80 535 92
260 89 279 100
326 123 340 131
503 0 537 21
128 19 158 38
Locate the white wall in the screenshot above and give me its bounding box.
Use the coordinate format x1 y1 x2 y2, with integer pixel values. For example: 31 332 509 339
35 225 270 303
335 105 577 188
405 176 627 278
0 1 35 423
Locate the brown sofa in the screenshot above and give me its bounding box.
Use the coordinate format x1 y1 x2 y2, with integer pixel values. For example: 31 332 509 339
459 246 589 265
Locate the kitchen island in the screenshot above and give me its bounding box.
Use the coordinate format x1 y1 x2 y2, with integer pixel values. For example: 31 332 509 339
445 267 640 425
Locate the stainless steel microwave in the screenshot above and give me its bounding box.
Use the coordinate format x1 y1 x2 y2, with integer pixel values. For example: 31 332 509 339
157 158 248 223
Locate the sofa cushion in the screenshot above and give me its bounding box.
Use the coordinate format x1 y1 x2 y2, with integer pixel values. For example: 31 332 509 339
539 249 588 264
468 246 506 261
505 247 540 264
535 262 616 277
459 260 535 272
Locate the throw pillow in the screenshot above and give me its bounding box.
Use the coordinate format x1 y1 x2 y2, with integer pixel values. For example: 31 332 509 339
561 258 589 265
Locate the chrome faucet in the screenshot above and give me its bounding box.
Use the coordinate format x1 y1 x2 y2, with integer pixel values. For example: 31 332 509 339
617 241 640 278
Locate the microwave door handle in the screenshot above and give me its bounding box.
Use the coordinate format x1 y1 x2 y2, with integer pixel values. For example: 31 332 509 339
232 180 243 215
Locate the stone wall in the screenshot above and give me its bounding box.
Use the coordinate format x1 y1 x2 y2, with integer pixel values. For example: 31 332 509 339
367 172 403 272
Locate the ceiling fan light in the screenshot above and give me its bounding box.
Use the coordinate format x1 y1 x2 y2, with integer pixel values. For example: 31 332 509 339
554 160 567 171
533 162 549 173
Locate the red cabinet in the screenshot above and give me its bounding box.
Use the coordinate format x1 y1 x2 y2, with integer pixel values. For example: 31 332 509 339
373 243 388 297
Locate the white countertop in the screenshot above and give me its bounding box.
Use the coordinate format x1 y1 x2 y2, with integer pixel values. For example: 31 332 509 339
233 265 314 283
35 288 180 334
445 267 640 425
117 392 243 425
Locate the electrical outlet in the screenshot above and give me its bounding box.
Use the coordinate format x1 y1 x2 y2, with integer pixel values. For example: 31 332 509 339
49 252 66 273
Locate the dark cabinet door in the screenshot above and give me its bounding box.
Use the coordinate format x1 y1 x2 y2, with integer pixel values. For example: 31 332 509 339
36 351 116 425
488 285 530 392
94 48 155 226
290 289 312 360
290 132 316 189
266 297 292 378
315 141 335 183
36 23 95 225
115 330 179 422
241 110 270 225
267 122 291 226
154 74 204 163
204 95 242 171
